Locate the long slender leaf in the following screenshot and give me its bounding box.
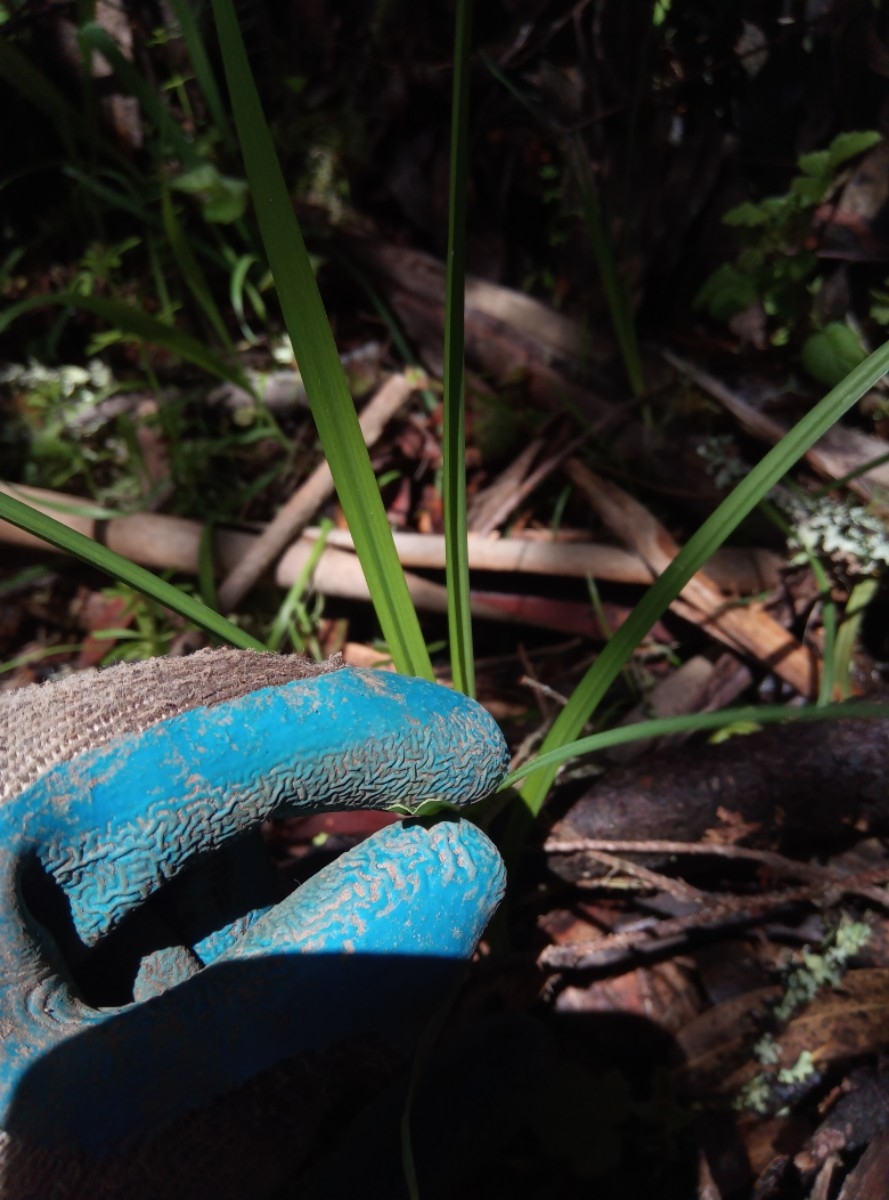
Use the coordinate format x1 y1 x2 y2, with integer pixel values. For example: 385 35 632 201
63 164 158 226
210 0 433 681
79 23 197 166
0 293 248 387
509 337 889 851
567 133 644 398
479 54 643 398
161 182 233 348
167 0 235 152
0 492 264 651
834 577 879 701
501 699 889 789
442 0 475 697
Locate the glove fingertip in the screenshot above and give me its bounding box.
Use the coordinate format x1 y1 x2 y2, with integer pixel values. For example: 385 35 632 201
230 818 505 962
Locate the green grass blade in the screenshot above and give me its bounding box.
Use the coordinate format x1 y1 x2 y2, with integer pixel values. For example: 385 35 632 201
834 576 878 701
760 497 836 706
63 164 157 225
501 699 889 789
266 519 332 653
167 0 235 153
1 644 87 675
567 133 644 397
0 491 264 651
161 182 233 349
79 23 197 166
227 252 262 339
210 0 432 680
479 53 643 398
441 0 475 697
510 337 889 845
0 293 248 386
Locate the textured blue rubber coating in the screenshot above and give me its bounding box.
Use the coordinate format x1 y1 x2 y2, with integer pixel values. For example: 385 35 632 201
0 668 508 1147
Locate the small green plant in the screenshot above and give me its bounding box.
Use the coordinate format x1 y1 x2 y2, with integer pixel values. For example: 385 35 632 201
0 356 289 517
0 358 124 493
4 15 889 1187
696 130 881 382
91 583 200 663
0 5 269 365
72 238 143 298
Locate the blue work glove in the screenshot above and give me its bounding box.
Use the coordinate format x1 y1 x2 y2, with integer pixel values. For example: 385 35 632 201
0 650 508 1198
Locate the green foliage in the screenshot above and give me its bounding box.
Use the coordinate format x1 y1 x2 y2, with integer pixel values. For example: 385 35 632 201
263 520 331 657
696 130 880 375
211 0 434 682
5 6 889 889
801 321 868 387
71 238 142 298
0 6 267 360
500 699 889 793
0 490 264 650
170 164 249 225
509 336 889 848
90 583 200 662
441 0 475 697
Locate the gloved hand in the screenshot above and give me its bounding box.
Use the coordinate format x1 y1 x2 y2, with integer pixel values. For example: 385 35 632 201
0 649 508 1199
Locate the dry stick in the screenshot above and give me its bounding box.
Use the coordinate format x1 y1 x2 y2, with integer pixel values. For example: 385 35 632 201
310 528 780 594
574 847 706 904
469 426 591 535
216 372 415 613
467 435 545 532
0 480 778 594
0 483 777 611
564 458 819 698
662 348 889 503
539 866 889 971
545 837 889 904
0 482 507 622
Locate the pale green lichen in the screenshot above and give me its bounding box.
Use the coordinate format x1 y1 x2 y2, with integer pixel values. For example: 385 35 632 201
696 435 749 490
773 913 871 1022
777 1050 816 1086
697 430 889 575
734 914 870 1114
778 492 889 577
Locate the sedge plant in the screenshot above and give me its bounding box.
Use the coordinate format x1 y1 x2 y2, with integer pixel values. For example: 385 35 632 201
3 3 889 855
209 0 889 839
4 11 889 1195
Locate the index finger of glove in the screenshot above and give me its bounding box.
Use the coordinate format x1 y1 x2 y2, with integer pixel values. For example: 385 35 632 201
7 668 508 948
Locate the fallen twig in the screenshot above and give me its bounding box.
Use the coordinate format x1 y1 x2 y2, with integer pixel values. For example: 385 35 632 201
217 372 415 612
565 458 819 697
540 867 889 972
662 349 889 504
